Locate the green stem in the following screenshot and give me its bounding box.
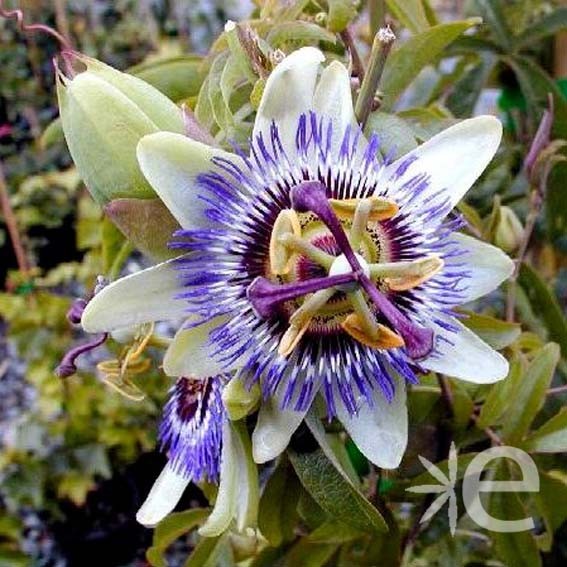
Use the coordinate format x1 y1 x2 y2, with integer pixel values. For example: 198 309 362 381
354 26 396 128
108 240 134 281
369 0 386 36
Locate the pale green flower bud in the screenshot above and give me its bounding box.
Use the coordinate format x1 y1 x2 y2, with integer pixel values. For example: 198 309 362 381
56 53 184 204
494 206 524 253
222 379 261 421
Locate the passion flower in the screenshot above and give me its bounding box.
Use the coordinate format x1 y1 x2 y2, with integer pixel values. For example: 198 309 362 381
80 47 513 526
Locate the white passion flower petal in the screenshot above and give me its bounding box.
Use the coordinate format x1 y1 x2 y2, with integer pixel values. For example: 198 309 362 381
252 386 310 464
336 378 408 469
383 116 502 221
163 316 232 377
312 60 358 156
445 233 514 303
199 420 259 537
81 259 183 333
421 315 509 383
137 132 244 230
253 47 325 157
136 461 190 527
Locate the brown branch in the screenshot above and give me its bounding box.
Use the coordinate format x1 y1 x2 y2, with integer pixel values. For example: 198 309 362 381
0 161 31 276
547 384 567 396
506 96 555 322
340 27 365 81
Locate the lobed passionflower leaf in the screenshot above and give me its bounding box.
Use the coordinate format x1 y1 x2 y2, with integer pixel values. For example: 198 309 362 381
56 53 184 204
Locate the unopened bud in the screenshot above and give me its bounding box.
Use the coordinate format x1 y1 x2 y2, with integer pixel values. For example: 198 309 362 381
494 206 524 253
57 53 184 204
222 379 261 421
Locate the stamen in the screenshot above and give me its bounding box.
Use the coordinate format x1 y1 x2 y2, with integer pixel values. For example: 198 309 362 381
385 257 444 291
350 199 372 250
347 289 383 338
279 319 311 357
247 273 356 319
369 256 445 290
269 209 301 275
278 233 334 270
290 180 434 359
358 276 433 358
279 288 336 357
342 314 404 349
329 196 398 222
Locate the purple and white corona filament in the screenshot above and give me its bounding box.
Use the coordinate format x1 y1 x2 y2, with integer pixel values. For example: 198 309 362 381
81 47 514 527
160 375 226 482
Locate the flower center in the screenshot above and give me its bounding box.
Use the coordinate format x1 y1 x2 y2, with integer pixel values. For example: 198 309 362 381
247 181 442 360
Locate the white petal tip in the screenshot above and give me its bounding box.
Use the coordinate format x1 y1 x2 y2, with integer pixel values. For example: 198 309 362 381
252 431 282 464
275 46 325 72
135 463 190 528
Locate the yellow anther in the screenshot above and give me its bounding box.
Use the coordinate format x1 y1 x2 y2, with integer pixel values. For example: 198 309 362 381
329 196 398 222
279 288 336 357
269 209 301 275
341 313 405 350
96 322 154 401
385 256 444 291
278 317 312 357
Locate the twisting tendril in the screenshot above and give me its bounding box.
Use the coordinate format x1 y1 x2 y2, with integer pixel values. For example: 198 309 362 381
0 0 76 74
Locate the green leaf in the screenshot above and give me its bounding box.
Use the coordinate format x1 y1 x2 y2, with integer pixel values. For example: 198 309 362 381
195 74 217 134
327 0 358 33
518 263 567 360
129 56 206 102
489 476 542 567
503 55 567 138
0 548 30 567
460 311 521 350
307 519 363 544
501 343 560 444
446 55 496 118
547 161 567 243
184 534 226 567
288 447 387 534
533 470 567 549
297 488 328 530
364 112 418 160
40 118 64 149
397 106 455 141
384 0 430 34
447 35 503 56
450 381 474 430
258 459 300 546
471 0 513 51
146 508 210 567
514 8 567 51
477 356 523 429
520 407 567 453
280 538 339 567
267 22 337 47
380 19 480 110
